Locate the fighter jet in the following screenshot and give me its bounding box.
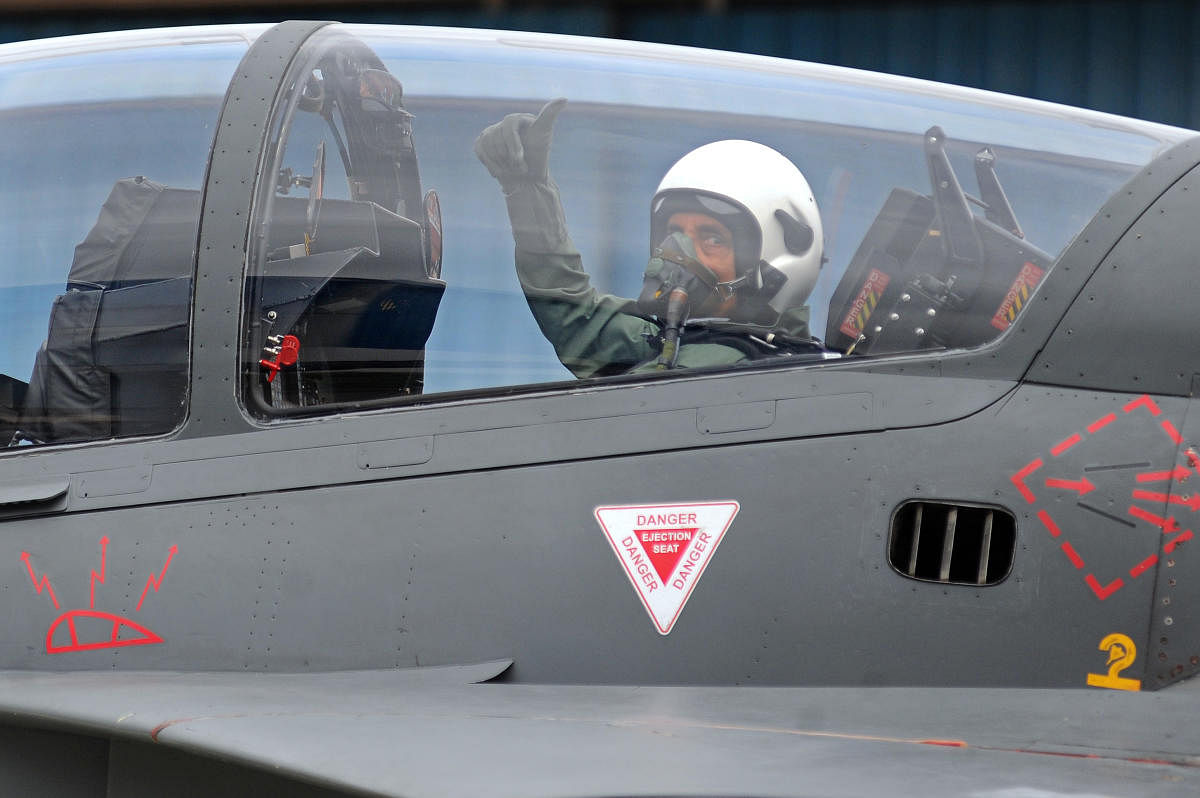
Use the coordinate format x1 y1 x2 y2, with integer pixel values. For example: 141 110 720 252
0 18 1198 797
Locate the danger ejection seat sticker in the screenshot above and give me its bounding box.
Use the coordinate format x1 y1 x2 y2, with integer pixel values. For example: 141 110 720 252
595 501 739 634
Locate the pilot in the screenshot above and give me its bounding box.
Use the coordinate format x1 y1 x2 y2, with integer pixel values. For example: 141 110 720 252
475 99 826 377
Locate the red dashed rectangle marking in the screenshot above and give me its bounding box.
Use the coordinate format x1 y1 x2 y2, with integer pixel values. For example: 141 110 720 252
1017 393 1187 604
1085 574 1125 601
1130 554 1158 578
1051 434 1082 457
1061 541 1084 569
1038 510 1062 538
1124 395 1162 416
1013 458 1044 504
1161 419 1184 446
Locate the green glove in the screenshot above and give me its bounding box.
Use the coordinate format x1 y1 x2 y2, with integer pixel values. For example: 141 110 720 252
474 98 567 193
475 99 573 253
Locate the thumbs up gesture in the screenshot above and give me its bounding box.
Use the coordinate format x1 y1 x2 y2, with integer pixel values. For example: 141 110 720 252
474 98 567 191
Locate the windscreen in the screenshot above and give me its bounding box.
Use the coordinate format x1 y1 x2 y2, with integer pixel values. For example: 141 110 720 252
307 26 1186 397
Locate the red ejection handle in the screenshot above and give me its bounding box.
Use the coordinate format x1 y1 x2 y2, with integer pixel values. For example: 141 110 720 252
260 334 300 382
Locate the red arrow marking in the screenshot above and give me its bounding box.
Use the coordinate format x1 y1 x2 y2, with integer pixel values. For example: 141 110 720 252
20 552 59 610
1124 394 1161 416
1128 505 1181 533
1161 494 1200 512
1038 510 1063 538
89 536 108 610
1165 529 1193 554
1012 458 1043 504
1051 434 1082 457
136 546 177 611
1189 450 1200 473
1161 419 1185 446
1087 413 1116 434
1086 573 1124 600
1137 466 1191 483
1130 554 1159 578
1044 476 1096 496
1131 490 1200 511
1061 541 1084 570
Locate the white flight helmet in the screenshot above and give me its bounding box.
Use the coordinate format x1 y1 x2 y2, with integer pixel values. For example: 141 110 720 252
650 140 823 314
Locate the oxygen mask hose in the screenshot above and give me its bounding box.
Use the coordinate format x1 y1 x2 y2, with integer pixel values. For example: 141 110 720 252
638 231 721 370
656 287 689 369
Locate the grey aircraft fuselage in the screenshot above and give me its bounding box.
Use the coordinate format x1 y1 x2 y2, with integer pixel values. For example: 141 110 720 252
1 18 1200 798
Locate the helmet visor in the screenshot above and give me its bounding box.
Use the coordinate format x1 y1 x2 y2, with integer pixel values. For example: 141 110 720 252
650 189 762 275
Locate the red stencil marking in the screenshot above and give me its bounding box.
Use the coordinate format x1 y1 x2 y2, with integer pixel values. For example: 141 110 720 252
89 536 108 610
1131 489 1200 511
1051 434 1082 457
1161 419 1185 446
1124 395 1162 416
1129 506 1181 534
1137 466 1191 483
1131 555 1159 578
1012 394 1188 601
1061 542 1085 570
20 552 59 610
1012 458 1043 504
45 609 163 654
1085 574 1125 601
19 538 178 654
1044 477 1095 496
1165 530 1194 554
1038 510 1062 538
136 546 178 611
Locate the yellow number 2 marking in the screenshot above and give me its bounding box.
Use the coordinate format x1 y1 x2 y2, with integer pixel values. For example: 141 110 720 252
1086 632 1142 691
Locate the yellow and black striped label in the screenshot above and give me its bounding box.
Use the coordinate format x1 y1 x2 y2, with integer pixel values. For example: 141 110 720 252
839 268 891 338
991 262 1045 331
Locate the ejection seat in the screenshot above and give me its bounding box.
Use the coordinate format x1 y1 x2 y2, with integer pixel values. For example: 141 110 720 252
18 176 195 444
826 126 1051 356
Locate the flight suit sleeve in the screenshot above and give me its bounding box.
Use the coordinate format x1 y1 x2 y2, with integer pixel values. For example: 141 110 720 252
503 179 659 379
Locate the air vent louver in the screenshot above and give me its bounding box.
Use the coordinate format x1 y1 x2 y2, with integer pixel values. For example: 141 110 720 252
889 501 1015 585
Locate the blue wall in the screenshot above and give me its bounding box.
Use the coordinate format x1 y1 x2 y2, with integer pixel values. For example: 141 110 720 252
2 1 1197 129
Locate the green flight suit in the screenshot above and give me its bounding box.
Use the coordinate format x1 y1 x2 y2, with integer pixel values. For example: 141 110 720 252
503 179 812 378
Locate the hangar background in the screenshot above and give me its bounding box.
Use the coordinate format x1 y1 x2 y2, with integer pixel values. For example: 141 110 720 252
0 0 1196 130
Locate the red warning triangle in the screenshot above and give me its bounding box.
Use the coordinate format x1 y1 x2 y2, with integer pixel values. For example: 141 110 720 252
596 501 739 635
633 527 698 583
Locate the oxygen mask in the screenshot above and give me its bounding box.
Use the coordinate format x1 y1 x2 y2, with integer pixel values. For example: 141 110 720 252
637 232 722 320
637 231 723 369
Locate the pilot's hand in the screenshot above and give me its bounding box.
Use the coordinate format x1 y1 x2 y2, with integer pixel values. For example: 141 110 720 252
474 98 566 191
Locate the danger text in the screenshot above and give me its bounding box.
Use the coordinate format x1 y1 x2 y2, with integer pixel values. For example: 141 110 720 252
671 531 712 590
621 536 659 592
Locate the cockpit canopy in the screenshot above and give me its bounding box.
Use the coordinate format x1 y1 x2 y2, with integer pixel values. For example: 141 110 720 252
0 22 1190 448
